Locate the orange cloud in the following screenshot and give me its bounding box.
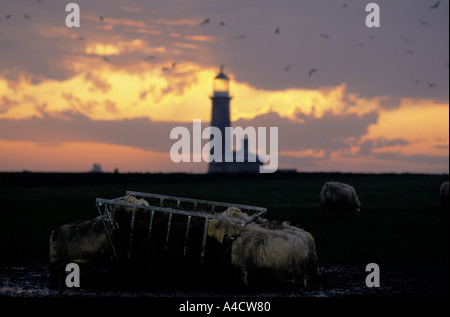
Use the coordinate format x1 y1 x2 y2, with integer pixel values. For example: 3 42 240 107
85 43 120 56
0 140 195 173
0 64 448 173
366 99 449 157
184 35 215 43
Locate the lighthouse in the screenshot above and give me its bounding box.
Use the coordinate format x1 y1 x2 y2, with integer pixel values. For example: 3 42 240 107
208 65 231 173
208 66 263 173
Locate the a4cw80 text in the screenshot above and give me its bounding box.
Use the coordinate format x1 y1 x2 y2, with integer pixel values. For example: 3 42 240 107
223 301 270 312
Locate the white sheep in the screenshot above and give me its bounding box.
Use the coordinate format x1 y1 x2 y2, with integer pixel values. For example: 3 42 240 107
116 195 149 214
208 207 320 287
320 181 361 215
439 181 449 205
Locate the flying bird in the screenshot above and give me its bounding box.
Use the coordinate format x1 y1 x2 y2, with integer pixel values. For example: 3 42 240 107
99 16 105 21
23 14 31 19
418 19 429 26
6 14 11 19
284 65 291 71
428 82 437 88
200 18 210 26
320 33 331 39
102 56 109 62
219 21 225 26
275 27 280 34
407 50 414 55
172 62 177 69
308 68 317 77
430 1 441 9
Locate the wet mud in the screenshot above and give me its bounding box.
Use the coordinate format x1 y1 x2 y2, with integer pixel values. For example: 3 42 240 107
1 264 447 297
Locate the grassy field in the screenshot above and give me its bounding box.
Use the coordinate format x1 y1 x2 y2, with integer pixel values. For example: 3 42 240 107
0 172 448 271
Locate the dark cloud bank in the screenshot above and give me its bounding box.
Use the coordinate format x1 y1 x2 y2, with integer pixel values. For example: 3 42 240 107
1 110 446 171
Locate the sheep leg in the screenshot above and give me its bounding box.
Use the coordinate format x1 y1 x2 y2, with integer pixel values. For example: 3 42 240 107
242 269 249 285
294 274 308 289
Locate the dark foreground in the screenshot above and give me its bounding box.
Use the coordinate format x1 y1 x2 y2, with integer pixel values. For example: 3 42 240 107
0 172 448 299
0 264 447 297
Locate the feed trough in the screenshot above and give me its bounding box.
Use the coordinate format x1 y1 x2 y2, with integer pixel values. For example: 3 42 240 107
95 191 267 263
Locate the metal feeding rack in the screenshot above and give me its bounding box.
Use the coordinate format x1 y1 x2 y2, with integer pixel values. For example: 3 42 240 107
95 191 267 263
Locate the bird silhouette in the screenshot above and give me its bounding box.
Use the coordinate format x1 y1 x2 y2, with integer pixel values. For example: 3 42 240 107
220 21 225 26
428 82 437 88
200 18 210 26
275 27 280 34
430 1 440 9
102 56 109 62
407 50 414 55
172 62 177 69
418 19 429 26
308 68 317 77
144 56 155 61
99 16 105 21
284 65 291 71
320 33 331 39
23 14 31 19
6 14 11 19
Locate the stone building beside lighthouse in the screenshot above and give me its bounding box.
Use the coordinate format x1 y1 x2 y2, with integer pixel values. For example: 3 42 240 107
208 66 263 173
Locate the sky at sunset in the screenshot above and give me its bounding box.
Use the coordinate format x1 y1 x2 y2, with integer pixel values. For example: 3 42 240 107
0 0 448 173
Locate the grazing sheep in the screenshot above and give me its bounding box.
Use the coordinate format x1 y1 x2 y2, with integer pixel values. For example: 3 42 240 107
49 216 115 285
439 181 449 205
116 195 149 214
208 207 320 287
320 181 361 215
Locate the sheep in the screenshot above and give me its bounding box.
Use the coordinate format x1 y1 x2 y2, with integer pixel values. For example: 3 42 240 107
439 181 449 205
208 207 320 287
255 217 321 278
116 195 149 214
48 215 115 285
320 181 361 215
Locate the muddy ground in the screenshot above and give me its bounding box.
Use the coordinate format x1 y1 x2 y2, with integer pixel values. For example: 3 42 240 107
0 264 447 298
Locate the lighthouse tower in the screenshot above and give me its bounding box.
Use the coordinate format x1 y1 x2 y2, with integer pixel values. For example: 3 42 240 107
208 66 263 173
208 65 232 173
